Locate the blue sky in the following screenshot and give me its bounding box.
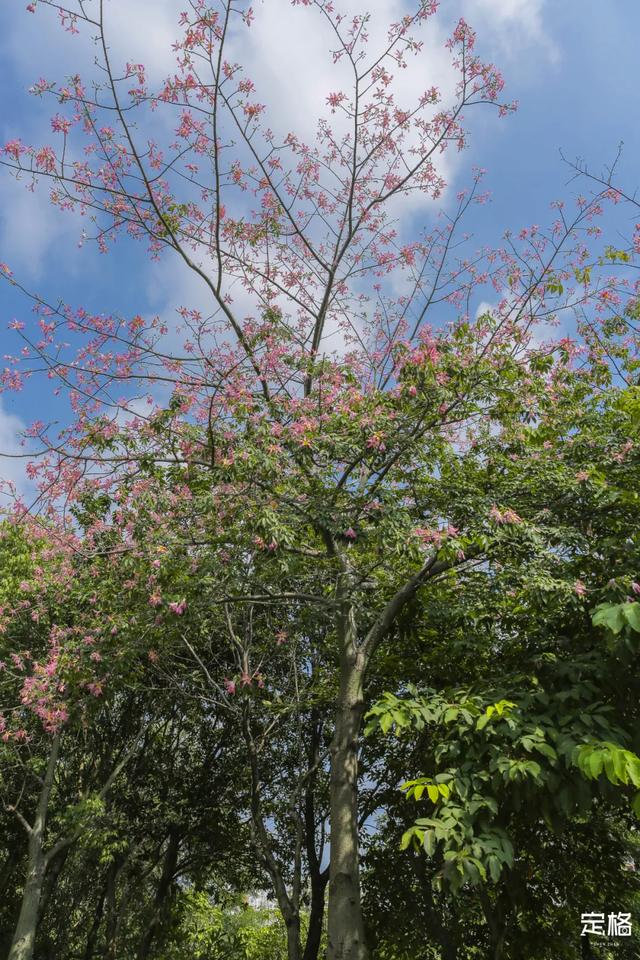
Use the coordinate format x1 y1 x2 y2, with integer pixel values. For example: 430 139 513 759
1 0 640 495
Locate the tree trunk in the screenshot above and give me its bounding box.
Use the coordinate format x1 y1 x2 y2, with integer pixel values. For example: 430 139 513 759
8 734 60 960
326 617 368 960
242 706 302 960
302 711 329 960
285 915 302 960
581 934 595 959
413 852 458 960
136 830 180 960
83 882 108 960
479 889 507 960
303 867 329 960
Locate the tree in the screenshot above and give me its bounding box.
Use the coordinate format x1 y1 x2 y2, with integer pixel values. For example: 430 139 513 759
0 516 255 960
364 381 640 958
1 2 638 958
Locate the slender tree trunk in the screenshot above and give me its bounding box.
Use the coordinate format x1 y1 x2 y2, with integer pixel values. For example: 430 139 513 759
8 734 60 960
83 882 108 960
326 601 368 960
104 857 124 960
581 934 595 959
303 867 329 960
479 889 507 960
136 830 180 960
242 708 302 960
303 712 329 960
413 853 458 960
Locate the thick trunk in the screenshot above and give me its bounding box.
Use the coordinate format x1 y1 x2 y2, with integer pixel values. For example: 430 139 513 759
326 645 368 960
8 735 60 960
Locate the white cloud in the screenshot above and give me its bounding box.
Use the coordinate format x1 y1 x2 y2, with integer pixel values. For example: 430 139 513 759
0 0 559 350
0 176 83 280
462 0 559 63
0 399 31 504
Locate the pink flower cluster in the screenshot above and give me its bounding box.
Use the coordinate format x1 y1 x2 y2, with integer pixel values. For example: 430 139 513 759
489 506 522 525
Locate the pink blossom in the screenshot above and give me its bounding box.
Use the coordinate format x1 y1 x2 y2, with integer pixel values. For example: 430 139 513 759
148 592 162 607
51 114 72 135
168 599 187 615
11 653 25 671
327 91 347 111
366 433 386 452
3 139 24 160
489 505 522 525
414 527 443 546
344 527 357 540
631 582 640 596
224 678 236 695
573 580 587 597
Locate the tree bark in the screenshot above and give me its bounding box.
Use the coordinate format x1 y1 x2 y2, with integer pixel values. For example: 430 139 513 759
83 882 108 960
105 858 126 960
326 600 368 960
136 830 180 960
7 734 60 960
302 710 328 960
303 866 329 960
479 889 507 960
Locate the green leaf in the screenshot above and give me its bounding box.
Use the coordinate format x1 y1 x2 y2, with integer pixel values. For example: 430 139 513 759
622 603 640 634
588 750 604 779
379 712 393 735
592 603 626 635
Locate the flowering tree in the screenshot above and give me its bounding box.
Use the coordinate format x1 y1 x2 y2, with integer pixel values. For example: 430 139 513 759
1 2 639 959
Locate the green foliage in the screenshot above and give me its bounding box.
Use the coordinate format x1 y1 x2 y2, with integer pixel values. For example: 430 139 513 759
368 664 640 894
162 891 290 960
